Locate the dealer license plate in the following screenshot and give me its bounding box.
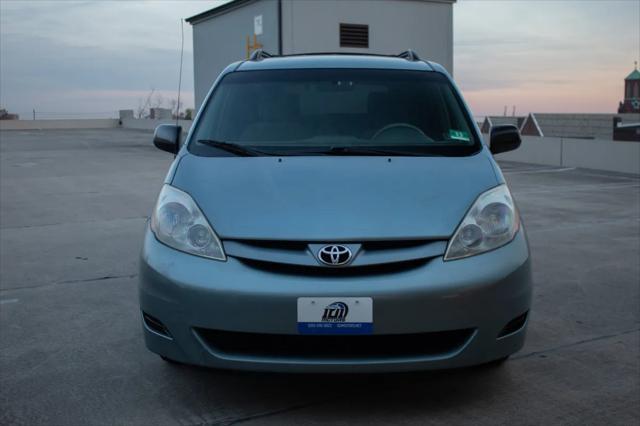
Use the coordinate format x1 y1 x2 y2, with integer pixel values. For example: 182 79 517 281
297 297 373 335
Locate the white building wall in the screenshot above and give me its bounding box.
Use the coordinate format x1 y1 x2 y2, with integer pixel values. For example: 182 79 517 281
281 0 453 73
190 0 455 108
191 0 279 108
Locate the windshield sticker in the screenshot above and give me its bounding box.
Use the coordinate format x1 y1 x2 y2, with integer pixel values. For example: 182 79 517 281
449 129 471 142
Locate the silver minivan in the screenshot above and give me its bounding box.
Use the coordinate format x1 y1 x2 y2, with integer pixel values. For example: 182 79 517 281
139 51 531 372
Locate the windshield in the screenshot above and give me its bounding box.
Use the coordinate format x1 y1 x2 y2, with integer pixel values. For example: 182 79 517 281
189 69 480 157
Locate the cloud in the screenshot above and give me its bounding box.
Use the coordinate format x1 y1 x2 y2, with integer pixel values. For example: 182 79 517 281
1 32 194 115
0 0 638 117
453 0 639 114
0 0 221 116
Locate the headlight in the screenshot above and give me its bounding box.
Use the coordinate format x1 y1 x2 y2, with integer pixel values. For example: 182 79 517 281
444 184 519 261
150 184 226 261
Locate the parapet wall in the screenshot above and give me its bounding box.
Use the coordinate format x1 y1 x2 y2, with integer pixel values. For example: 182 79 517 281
119 118 193 132
488 135 640 175
0 119 119 130
2 120 637 175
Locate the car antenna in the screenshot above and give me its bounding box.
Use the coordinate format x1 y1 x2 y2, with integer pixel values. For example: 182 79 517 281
398 50 420 61
175 18 185 126
249 49 274 61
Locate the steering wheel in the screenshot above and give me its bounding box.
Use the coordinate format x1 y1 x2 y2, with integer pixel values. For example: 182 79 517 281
372 123 431 141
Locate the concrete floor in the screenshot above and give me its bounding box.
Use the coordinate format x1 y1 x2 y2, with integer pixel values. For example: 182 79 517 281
0 129 638 425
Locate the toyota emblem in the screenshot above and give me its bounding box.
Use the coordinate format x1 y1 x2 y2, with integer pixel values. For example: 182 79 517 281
318 245 352 266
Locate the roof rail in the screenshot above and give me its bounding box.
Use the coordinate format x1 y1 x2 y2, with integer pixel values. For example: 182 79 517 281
248 49 274 61
397 50 420 61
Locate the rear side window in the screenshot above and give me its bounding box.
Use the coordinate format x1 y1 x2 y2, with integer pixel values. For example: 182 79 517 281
190 68 480 157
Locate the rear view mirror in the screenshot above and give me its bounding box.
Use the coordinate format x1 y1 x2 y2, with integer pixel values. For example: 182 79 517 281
153 124 181 154
490 125 521 155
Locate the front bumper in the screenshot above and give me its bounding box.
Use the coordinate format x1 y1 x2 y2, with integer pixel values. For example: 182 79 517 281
139 226 532 372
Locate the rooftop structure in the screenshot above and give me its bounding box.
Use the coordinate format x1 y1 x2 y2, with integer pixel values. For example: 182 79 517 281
0 108 19 120
480 116 526 134
618 62 640 113
187 0 456 108
520 113 640 140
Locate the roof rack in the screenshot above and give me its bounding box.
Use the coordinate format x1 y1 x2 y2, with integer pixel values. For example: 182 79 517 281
397 50 421 61
248 50 423 62
248 49 274 61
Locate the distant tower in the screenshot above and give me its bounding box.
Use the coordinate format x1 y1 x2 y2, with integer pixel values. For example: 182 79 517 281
618 61 640 113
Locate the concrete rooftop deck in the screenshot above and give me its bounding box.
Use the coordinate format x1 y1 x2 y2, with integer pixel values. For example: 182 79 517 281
0 129 638 425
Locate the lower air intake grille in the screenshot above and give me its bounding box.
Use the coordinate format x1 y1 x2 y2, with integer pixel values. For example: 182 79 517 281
143 312 172 338
194 328 474 360
498 311 528 338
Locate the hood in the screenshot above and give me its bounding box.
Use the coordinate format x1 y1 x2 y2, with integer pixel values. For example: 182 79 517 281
171 153 498 241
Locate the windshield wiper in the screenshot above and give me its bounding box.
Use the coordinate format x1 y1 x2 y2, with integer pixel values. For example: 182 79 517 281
197 141 436 157
317 146 428 156
197 139 272 157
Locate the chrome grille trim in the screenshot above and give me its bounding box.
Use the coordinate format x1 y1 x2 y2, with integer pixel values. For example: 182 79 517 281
223 239 447 268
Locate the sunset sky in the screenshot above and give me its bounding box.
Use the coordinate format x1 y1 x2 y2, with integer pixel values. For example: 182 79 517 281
1 0 638 119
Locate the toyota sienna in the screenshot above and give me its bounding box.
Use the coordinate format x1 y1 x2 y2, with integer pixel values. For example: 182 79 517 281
139 50 531 372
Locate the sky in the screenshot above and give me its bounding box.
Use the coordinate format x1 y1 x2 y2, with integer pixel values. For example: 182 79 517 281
0 0 639 119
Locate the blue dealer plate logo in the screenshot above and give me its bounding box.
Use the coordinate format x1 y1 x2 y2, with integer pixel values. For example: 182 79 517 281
322 302 349 322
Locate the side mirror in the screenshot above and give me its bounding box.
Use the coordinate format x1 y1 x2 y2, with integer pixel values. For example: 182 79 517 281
490 125 521 155
153 124 181 154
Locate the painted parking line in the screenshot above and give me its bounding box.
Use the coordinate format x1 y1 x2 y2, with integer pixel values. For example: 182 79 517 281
529 217 640 234
517 182 640 195
504 167 576 175
0 298 19 305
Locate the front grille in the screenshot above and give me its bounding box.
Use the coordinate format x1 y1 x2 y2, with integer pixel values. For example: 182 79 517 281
194 328 474 360
362 240 432 251
230 239 308 252
223 238 447 273
227 239 435 252
236 257 429 276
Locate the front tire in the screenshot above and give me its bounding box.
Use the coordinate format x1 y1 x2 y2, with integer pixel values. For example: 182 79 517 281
160 355 182 365
484 356 510 368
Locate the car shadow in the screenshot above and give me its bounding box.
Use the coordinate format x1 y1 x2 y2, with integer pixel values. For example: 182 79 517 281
158 360 513 419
